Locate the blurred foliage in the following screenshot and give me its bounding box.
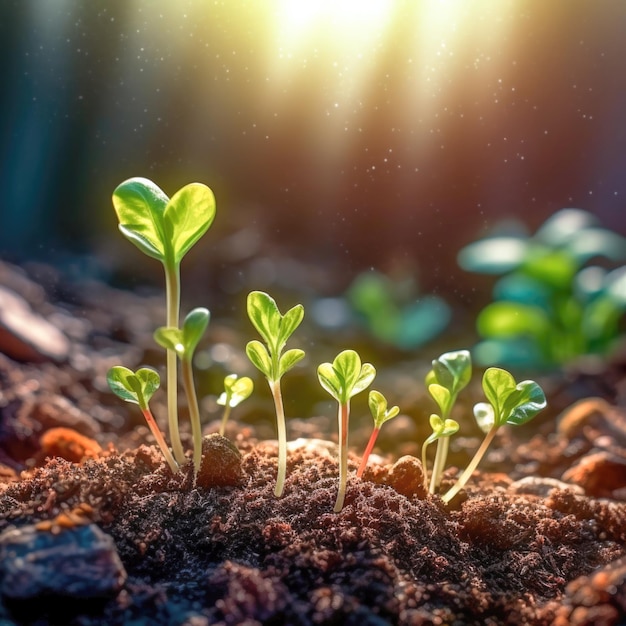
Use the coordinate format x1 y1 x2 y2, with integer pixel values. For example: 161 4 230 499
345 270 451 351
459 208 626 369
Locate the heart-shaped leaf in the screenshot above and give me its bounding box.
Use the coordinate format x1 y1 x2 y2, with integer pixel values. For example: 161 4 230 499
368 390 400 429
107 366 160 410
317 350 375 405
154 327 186 358
217 374 254 408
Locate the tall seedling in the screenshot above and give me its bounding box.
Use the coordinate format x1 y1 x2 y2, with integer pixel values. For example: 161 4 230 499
112 178 215 465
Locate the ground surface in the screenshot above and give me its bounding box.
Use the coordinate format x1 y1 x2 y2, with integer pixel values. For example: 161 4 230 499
0 259 625 625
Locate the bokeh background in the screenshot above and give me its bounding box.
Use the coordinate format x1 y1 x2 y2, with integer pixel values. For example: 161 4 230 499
1 0 625 300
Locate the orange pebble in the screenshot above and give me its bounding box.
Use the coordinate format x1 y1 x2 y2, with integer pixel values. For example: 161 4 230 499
39 427 102 463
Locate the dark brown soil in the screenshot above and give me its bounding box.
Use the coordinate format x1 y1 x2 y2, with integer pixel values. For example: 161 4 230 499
1 259 626 625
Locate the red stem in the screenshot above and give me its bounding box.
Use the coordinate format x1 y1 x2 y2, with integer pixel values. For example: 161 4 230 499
357 427 379 478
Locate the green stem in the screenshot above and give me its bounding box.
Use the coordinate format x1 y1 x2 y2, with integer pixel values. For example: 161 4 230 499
140 407 179 474
181 357 203 480
270 380 287 497
334 401 350 512
429 436 450 493
421 439 432 492
219 405 232 437
164 262 185 465
441 426 499 504
356 427 379 478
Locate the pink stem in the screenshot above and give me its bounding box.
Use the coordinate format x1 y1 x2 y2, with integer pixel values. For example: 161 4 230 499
357 427 379 478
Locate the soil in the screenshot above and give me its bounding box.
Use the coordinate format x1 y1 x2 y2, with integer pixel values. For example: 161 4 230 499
1 259 626 625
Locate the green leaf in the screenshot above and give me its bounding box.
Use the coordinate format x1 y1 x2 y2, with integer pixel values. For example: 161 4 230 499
217 374 254 408
429 350 472 396
163 183 216 265
477 302 550 340
154 326 185 358
502 380 547 426
107 366 160 410
317 350 375 404
482 367 516 426
182 307 210 357
425 413 459 444
277 304 305 350
112 177 169 261
368 390 399 429
457 236 528 274
278 348 305 379
428 383 451 416
246 340 273 379
247 291 280 348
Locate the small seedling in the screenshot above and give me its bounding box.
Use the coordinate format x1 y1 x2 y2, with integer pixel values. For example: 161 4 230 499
217 374 254 436
107 366 178 474
422 350 471 492
318 350 376 512
356 390 399 478
441 367 546 503
154 307 210 479
246 291 305 497
113 177 215 464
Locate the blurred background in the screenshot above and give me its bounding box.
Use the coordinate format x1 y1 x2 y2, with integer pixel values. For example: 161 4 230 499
1 0 625 302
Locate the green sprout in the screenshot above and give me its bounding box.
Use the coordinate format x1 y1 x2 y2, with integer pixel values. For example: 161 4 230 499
318 350 376 512
154 307 210 479
246 291 305 497
217 374 254 436
422 350 470 493
356 390 399 478
112 177 216 465
441 367 546 504
458 208 626 368
107 366 178 474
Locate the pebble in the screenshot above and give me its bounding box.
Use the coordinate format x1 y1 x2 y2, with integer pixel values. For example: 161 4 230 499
561 451 626 500
509 476 585 497
387 455 427 499
0 523 127 599
0 286 70 363
196 433 244 489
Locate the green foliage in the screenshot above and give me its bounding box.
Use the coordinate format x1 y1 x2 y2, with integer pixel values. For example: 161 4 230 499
318 350 376 405
368 390 400 429
154 307 210 361
112 177 216 266
346 270 451 350
246 291 305 382
459 208 626 368
218 374 254 409
107 366 160 411
424 414 459 446
426 349 472 417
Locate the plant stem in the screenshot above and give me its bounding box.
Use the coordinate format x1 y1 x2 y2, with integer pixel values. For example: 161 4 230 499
334 401 350 512
140 407 179 474
181 356 203 480
441 426 499 504
429 436 450 493
421 439 431 491
164 262 186 465
269 380 287 497
219 405 232 437
356 427 379 478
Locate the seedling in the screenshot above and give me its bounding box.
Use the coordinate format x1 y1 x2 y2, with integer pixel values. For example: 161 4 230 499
246 291 305 497
113 177 216 464
217 374 254 436
318 350 376 512
107 366 178 474
154 307 210 479
422 350 471 492
356 390 399 478
441 367 546 503
458 208 626 368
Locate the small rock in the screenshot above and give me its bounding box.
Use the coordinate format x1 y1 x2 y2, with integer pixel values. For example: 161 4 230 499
509 476 585 497
561 451 626 500
39 427 102 463
196 433 243 489
0 286 70 363
0 523 127 599
387 455 427 499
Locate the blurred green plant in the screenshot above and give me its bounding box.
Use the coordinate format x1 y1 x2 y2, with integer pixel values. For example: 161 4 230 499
217 374 254 437
459 208 626 368
346 270 451 350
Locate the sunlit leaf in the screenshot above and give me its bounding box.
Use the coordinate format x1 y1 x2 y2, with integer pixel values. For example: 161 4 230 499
477 302 550 340
473 402 494 433
457 236 528 274
181 307 210 357
217 374 254 408
368 390 399 428
482 367 516 425
503 380 547 426
154 326 185 358
163 183 216 265
278 348 305 378
428 383 451 417
107 366 160 410
534 208 599 247
246 340 273 380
